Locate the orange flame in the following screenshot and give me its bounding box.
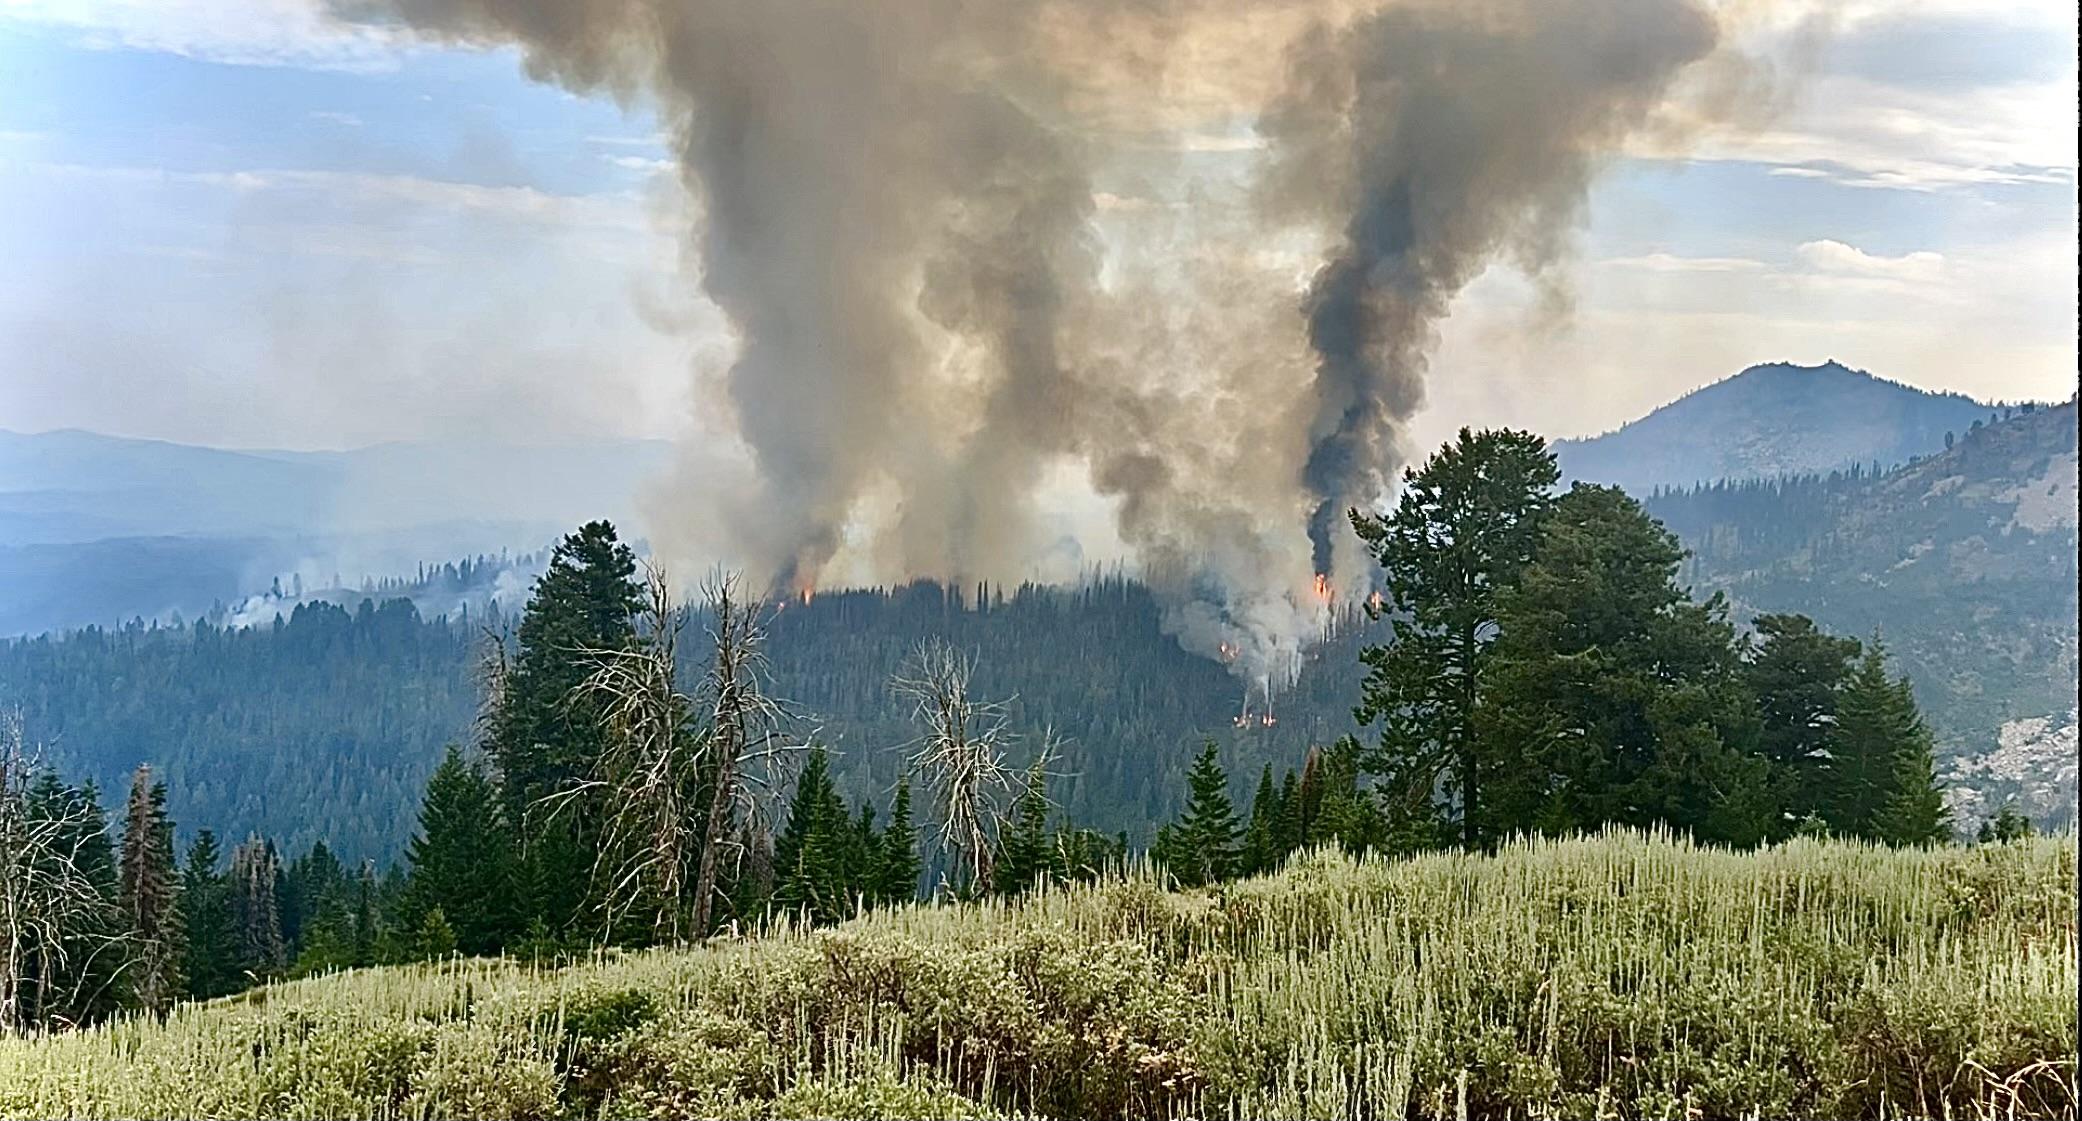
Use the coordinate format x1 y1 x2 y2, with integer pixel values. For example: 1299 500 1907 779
1312 573 1331 603
799 586 814 607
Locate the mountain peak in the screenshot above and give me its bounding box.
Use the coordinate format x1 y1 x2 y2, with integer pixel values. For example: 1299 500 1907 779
1556 361 2002 494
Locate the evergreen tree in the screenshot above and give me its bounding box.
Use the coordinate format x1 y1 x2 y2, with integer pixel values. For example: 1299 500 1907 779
489 520 641 935
1353 428 1559 848
117 766 183 1013
1834 644 1950 845
1240 765 1279 876
1160 741 1239 887
773 747 853 923
1480 485 1774 846
404 745 516 956
1744 614 1861 830
415 906 458 959
994 762 1052 896
178 830 237 1001
228 837 285 981
1977 803 2035 843
874 781 920 906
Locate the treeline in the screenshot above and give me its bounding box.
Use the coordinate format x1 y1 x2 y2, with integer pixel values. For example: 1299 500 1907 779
1 569 1379 865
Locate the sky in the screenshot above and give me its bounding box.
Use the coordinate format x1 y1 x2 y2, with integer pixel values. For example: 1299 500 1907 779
1 0 2075 456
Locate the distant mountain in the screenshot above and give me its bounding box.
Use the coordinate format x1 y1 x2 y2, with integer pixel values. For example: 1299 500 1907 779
0 428 672 635
1646 399 2079 830
1556 361 2001 494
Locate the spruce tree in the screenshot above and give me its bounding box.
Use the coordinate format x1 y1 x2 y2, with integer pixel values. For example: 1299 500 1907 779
118 767 183 1013
994 762 1051 896
1834 645 1950 845
490 520 641 935
178 830 237 1001
1163 741 1239 887
773 747 851 923
1352 428 1560 848
405 745 517 956
875 781 920 905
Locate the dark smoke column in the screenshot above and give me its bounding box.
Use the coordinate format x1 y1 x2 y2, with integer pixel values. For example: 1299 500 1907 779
1268 0 1719 579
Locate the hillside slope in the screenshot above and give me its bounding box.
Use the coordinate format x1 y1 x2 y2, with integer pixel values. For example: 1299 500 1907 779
1647 400 2080 827
2 830 2071 1120
1556 361 1998 493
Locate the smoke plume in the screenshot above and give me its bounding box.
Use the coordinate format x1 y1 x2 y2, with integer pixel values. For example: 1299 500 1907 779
330 0 1744 691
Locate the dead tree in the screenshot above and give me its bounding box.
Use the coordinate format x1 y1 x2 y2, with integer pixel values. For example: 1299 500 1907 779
571 561 703 942
892 640 1018 897
571 565 802 942
1 709 124 1034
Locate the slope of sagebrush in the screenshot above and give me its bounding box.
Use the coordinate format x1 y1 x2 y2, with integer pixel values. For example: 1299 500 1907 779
2 828 2074 1120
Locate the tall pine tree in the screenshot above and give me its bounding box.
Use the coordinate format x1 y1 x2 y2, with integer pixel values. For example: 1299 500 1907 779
1834 643 1950 845
874 780 920 906
1156 741 1239 887
1353 428 1559 848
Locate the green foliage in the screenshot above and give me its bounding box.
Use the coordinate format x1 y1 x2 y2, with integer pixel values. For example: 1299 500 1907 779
1480 484 1772 847
1353 427 1561 847
403 746 516 955
177 831 236 1002
874 781 920 906
1152 740 1239 887
1831 644 1951 844
490 520 642 937
118 767 183 1013
2 831 2071 1120
1978 803 2036 843
1745 613 1862 821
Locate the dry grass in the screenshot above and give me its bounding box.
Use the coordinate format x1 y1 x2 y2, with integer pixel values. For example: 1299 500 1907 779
2 827 2073 1119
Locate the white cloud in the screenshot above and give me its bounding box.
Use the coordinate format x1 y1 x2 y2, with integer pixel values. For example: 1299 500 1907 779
605 155 675 174
0 0 412 70
307 110 364 128
1795 239 1946 281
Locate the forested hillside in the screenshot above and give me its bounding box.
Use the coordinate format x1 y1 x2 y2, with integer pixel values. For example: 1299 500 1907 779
1647 399 2079 826
0 580 1377 861
1556 360 2002 493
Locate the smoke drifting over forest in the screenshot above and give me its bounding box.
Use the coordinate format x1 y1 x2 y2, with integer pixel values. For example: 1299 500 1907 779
331 0 1757 692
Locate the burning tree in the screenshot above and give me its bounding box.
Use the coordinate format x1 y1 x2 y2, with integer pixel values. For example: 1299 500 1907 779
891 639 1018 897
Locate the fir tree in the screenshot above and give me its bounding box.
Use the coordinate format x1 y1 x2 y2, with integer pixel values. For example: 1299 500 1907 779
1744 614 1861 830
1836 645 1950 845
1480 485 1773 847
773 747 853 924
1977 803 2035 843
1161 741 1239 887
1240 765 1279 876
489 520 641 935
405 745 516 955
874 780 920 906
178 830 237 1001
118 766 183 1013
994 761 1052 896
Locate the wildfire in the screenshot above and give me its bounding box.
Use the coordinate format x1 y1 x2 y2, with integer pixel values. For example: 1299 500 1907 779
1217 641 1239 663
1368 590 1384 613
1312 572 1331 603
799 586 814 607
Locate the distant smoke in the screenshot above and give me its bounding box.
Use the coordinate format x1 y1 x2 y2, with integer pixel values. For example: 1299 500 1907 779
330 0 1743 691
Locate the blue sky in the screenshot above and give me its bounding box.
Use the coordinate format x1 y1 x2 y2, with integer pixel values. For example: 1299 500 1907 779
1 0 2075 453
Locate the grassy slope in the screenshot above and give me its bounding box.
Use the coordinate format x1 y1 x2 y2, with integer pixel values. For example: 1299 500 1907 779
3 829 2074 1120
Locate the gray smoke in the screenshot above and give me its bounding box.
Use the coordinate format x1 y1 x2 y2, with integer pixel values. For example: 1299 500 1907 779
328 0 1741 690
1263 0 1720 578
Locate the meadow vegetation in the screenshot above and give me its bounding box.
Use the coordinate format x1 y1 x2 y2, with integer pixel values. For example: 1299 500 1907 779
2 827 2072 1120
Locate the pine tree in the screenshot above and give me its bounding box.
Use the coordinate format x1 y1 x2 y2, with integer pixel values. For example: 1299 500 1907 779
415 907 458 959
178 830 237 1001
118 767 183 1013
773 747 852 923
405 745 517 956
1977 803 2035 843
228 837 285 981
1352 428 1560 848
1480 485 1773 846
874 781 920 906
1162 741 1239 887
